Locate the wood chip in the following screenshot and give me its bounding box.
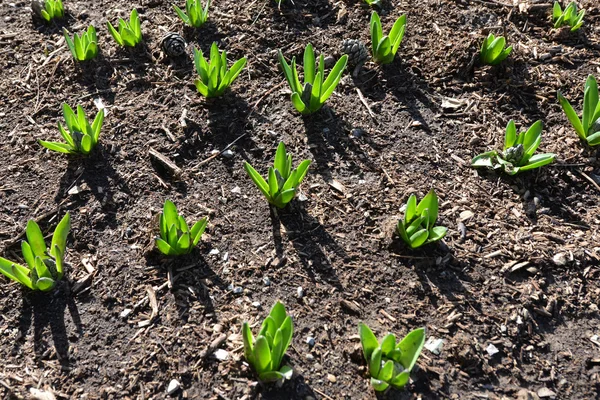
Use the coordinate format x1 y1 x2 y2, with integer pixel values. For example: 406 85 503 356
149 147 182 177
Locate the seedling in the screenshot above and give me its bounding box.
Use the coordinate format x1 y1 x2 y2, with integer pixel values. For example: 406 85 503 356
471 120 557 174
193 43 246 98
173 0 210 28
242 301 294 382
552 1 584 31
479 33 512 66
278 43 348 115
359 322 426 392
396 189 447 249
0 213 70 291
363 0 381 7
39 103 104 155
370 11 406 64
244 142 311 209
155 200 208 256
107 9 142 47
33 0 64 22
63 26 98 61
557 75 600 146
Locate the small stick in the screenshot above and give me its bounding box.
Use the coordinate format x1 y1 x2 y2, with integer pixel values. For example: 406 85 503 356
356 88 375 119
577 170 600 192
149 147 182 177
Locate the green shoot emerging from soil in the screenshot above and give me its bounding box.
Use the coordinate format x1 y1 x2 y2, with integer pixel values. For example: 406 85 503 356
39 103 104 155
242 301 294 382
155 200 208 256
363 0 381 7
359 323 426 392
107 9 142 47
244 142 311 209
193 43 246 98
0 213 70 291
370 11 406 64
471 120 556 174
557 75 600 146
63 26 98 62
479 33 512 66
173 0 210 28
396 189 447 249
552 1 584 31
34 0 64 22
278 43 348 115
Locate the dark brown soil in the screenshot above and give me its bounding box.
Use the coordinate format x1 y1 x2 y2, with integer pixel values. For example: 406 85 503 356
1 0 600 399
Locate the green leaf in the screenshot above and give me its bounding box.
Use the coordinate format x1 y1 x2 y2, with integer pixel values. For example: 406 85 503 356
269 301 287 327
63 29 77 58
277 316 293 367
487 36 506 63
379 333 396 355
21 241 35 269
167 224 178 248
120 26 137 47
359 322 379 362
39 140 73 154
396 327 426 371
244 162 271 200
176 232 191 253
190 217 208 246
52 244 63 279
303 43 315 85
390 370 410 389
274 142 287 176
409 229 429 249
84 41 98 61
379 359 394 382
389 15 407 55
320 55 348 103
107 21 124 46
370 377 389 392
130 8 141 39
80 134 93 154
270 329 284 371
26 220 47 259
369 347 382 378
416 189 439 227
50 213 70 259
295 159 311 185
274 189 296 208
36 277 56 291
587 131 600 146
268 167 279 198
291 92 307 114
504 120 517 150
375 37 392 64
0 258 32 288
254 336 272 374
155 238 175 255
92 109 104 143
163 200 178 231
34 256 53 281
57 122 75 147
471 150 498 168
519 153 556 171
309 71 323 112
557 91 585 140
396 221 410 244
370 12 382 57
242 322 255 364
553 2 562 20
427 226 447 243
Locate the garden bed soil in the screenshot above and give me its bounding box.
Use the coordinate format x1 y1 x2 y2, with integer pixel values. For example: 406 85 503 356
1 0 600 399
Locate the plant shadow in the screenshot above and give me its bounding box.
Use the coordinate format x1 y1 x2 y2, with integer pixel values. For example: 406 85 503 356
12 282 84 370
259 373 318 399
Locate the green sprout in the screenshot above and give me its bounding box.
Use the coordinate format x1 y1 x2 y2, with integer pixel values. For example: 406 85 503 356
363 0 381 7
107 9 142 47
35 0 64 22
359 323 426 392
552 1 584 31
479 33 512 66
471 120 557 174
39 103 104 155
193 43 247 98
370 11 406 64
557 75 600 146
396 189 447 249
173 0 210 28
0 213 70 291
244 142 311 209
155 200 208 256
278 43 348 115
63 26 98 62
242 301 294 382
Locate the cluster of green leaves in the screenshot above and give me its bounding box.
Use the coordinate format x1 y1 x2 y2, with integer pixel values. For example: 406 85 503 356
479 33 512 66
107 9 142 47
471 120 556 175
278 44 348 115
359 323 426 392
63 26 98 62
173 0 210 28
557 75 600 146
552 1 584 31
0 214 70 291
242 301 294 382
38 0 64 22
155 200 208 256
370 12 406 64
193 43 246 98
396 189 447 249
40 103 104 155
244 142 311 209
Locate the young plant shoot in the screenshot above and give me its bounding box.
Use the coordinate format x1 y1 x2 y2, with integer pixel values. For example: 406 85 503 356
479 33 512 66
107 9 142 47
396 189 447 249
471 120 557 174
193 43 246 98
557 75 600 146
244 142 311 209
359 323 426 392
173 0 210 28
370 11 407 64
278 43 348 115
63 26 98 62
155 200 208 256
363 0 381 7
552 1 584 31
32 0 64 22
242 301 294 382
39 103 104 155
0 213 70 291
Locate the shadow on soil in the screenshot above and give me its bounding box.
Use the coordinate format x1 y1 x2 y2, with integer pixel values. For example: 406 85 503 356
13 282 83 369
259 373 317 399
